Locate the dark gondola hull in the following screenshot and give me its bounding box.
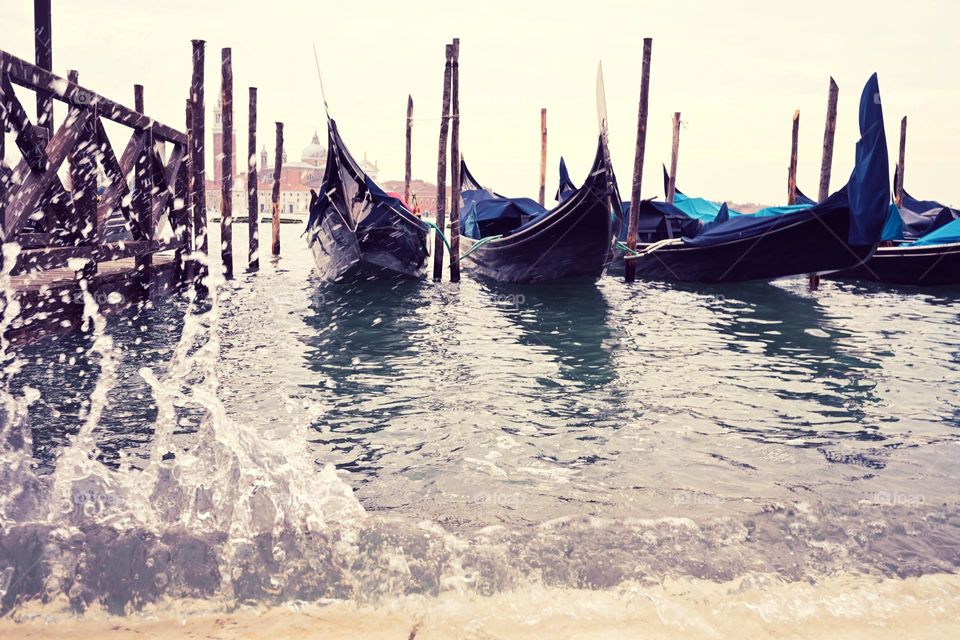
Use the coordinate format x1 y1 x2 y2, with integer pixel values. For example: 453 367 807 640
306 120 429 282
828 242 960 286
308 208 428 282
625 204 874 284
460 192 614 283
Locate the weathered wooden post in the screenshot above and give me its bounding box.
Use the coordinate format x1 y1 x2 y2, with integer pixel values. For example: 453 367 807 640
404 95 413 205
68 69 98 286
896 116 907 207
449 38 462 283
271 122 283 256
248 87 259 271
787 110 800 205
220 47 234 279
34 0 54 136
817 77 839 201
624 37 652 283
432 44 453 281
666 111 681 204
538 108 547 207
175 97 193 285
133 83 153 291
189 39 208 287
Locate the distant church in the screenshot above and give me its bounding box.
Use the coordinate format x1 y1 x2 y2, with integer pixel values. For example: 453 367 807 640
206 98 379 218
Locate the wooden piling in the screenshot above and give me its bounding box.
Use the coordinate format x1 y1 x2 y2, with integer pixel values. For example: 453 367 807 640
189 39 208 287
624 37 652 284
68 69 98 283
817 77 839 201
896 116 907 207
248 87 259 271
449 38 461 283
787 110 800 205
432 44 453 282
538 108 547 207
177 97 193 284
132 83 153 290
666 111 681 204
220 48 233 279
404 95 413 205
33 0 53 136
271 122 283 256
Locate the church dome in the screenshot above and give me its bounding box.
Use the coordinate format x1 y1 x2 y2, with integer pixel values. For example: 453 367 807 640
301 130 326 164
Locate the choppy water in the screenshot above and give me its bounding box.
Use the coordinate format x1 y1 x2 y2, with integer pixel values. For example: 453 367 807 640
1 225 960 623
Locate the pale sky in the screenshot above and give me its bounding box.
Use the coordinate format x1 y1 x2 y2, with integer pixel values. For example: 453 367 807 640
2 0 958 205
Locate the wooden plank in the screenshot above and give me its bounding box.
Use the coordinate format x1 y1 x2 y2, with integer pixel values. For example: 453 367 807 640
220 48 233 279
787 110 799 205
13 239 176 275
271 122 283 256
624 37 653 283
1 106 90 241
817 77 839 202
404 94 413 205
2 50 187 144
449 38 461 283
248 87 258 271
150 143 184 230
34 0 54 137
433 43 453 282
95 126 148 239
667 111 680 204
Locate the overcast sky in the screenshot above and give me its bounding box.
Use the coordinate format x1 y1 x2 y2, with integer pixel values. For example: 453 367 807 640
3 0 958 205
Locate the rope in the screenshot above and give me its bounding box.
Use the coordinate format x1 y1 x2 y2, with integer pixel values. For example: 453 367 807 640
421 218 451 252
616 241 641 256
456 234 502 262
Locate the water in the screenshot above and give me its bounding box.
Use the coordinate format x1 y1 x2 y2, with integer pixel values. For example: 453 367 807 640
1 226 960 631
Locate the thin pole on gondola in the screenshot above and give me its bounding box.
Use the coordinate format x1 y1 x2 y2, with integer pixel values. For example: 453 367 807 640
625 37 653 283
666 112 681 204
449 38 462 283
312 45 331 120
404 95 413 205
433 44 453 282
220 48 234 279
539 108 547 207
895 116 907 207
272 122 283 256
787 110 800 205
817 77 839 201
248 87 259 271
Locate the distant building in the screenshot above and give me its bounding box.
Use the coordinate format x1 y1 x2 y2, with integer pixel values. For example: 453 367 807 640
206 104 380 219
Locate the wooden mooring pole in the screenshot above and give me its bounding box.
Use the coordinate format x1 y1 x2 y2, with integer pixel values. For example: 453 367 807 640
190 39 208 288
271 122 283 256
220 47 234 279
624 37 653 284
449 38 461 283
404 95 413 205
896 116 907 207
248 87 259 271
68 69 98 283
432 43 453 282
787 110 800 205
818 77 839 201
811 78 839 291
538 108 547 207
666 111 681 204
34 0 53 136
133 83 153 291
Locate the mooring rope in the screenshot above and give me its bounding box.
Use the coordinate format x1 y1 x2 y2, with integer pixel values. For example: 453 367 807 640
456 235 502 262
615 240 641 256
420 218 451 252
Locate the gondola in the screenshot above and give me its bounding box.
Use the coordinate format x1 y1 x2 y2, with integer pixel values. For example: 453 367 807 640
457 135 619 283
618 74 890 284
305 120 429 281
829 187 960 285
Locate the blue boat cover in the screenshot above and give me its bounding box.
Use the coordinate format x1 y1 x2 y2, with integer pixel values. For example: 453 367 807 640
684 75 889 248
909 217 960 246
460 161 548 239
556 157 577 203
